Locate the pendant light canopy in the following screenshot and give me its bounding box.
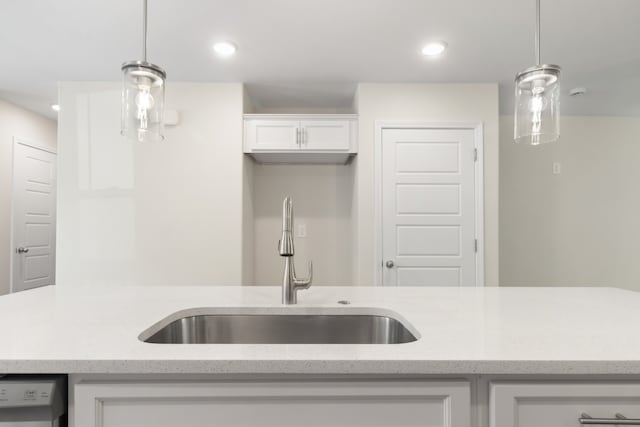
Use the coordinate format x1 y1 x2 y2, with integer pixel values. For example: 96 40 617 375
514 0 560 145
121 0 166 142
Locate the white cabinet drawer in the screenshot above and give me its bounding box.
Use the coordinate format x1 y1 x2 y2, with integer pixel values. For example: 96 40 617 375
76 380 471 427
491 382 640 427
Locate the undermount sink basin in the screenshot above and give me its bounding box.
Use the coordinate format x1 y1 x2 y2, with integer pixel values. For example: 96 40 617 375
140 308 418 344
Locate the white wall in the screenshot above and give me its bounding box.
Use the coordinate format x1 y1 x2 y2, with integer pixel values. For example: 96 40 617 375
500 115 640 290
354 83 500 286
241 87 255 285
242 155 255 285
252 164 353 285
55 82 501 288
0 99 57 295
246 105 355 286
57 82 246 286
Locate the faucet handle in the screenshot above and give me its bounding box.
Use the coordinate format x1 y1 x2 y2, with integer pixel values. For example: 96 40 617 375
294 261 313 288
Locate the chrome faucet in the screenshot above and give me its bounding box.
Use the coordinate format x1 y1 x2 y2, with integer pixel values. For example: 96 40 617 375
278 197 313 304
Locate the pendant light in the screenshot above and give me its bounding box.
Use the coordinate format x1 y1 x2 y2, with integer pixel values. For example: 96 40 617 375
121 0 166 142
514 0 560 145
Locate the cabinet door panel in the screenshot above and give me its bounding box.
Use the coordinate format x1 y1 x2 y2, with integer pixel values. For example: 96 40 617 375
300 120 351 151
491 382 640 427
246 120 300 151
76 380 470 427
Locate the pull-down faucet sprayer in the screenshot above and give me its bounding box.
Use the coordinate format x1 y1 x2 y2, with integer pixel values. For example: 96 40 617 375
279 197 313 304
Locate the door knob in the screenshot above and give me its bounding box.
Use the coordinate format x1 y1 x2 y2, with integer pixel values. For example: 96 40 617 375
16 247 29 254
385 260 394 268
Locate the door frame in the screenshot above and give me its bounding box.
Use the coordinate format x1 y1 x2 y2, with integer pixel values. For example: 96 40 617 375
10 137 57 293
373 121 484 286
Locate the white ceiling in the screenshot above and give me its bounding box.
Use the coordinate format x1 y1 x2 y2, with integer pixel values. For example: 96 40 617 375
1 0 639 119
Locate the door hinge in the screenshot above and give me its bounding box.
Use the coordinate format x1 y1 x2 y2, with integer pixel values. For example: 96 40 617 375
474 148 478 162
474 239 478 252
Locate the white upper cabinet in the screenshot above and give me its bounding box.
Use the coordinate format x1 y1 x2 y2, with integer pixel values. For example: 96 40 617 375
299 120 351 150
244 114 357 163
245 119 300 151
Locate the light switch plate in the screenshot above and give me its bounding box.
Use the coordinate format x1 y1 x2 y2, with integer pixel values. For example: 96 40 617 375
297 223 307 238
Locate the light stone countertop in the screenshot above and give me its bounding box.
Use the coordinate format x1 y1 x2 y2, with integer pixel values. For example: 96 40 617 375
1 285 640 375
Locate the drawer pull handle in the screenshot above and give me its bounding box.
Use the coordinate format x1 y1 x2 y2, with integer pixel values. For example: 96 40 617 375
580 413 640 425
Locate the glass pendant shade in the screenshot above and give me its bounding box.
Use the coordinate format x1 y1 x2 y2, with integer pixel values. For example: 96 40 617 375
514 64 561 145
121 61 166 142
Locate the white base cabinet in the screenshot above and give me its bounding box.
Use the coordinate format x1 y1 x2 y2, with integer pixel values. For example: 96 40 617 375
73 377 640 427
75 380 470 427
490 382 640 427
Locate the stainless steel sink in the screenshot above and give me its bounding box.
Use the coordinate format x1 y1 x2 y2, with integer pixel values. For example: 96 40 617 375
140 310 418 344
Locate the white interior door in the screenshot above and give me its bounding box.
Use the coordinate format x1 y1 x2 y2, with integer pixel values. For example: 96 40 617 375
11 140 57 293
381 127 479 286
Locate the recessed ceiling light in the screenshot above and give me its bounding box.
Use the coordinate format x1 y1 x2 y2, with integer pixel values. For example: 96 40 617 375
213 41 237 56
51 104 60 112
421 41 447 56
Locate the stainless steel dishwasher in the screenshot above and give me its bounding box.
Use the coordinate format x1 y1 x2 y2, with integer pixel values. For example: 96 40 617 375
0 375 66 427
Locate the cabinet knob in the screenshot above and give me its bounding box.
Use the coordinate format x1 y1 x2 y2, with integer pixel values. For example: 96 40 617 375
16 247 29 254
385 260 394 269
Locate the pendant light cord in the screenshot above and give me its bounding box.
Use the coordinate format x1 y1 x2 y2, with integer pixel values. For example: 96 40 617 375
142 0 148 61
535 0 540 65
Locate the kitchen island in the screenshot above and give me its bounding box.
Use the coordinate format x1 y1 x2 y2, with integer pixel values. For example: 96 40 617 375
2 285 640 426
